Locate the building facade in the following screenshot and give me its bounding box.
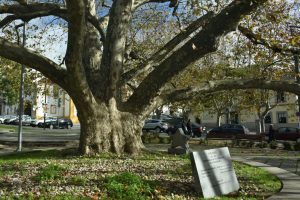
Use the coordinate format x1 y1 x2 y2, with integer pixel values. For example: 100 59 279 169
193 92 299 131
33 83 79 124
0 84 79 124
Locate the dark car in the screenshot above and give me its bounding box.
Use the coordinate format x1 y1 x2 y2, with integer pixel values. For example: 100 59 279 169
265 127 300 142
38 118 73 129
207 124 250 139
166 120 204 137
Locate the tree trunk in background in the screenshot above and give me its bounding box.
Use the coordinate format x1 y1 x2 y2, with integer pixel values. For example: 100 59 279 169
217 114 222 126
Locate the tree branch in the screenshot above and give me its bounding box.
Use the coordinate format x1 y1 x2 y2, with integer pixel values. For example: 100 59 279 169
0 15 19 29
65 0 85 73
87 13 106 42
133 0 169 10
12 0 27 5
0 3 68 23
0 38 67 88
164 79 300 103
121 11 214 85
0 3 107 42
238 25 300 55
125 0 268 113
99 0 134 101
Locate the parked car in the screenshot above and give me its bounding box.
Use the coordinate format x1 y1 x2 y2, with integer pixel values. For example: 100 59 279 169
10 116 32 126
0 115 5 124
142 119 169 132
264 127 300 142
31 117 57 127
4 116 18 124
207 124 250 139
0 115 15 124
38 118 73 129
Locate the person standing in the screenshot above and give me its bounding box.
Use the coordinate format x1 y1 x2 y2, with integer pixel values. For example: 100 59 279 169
268 124 275 143
186 119 194 137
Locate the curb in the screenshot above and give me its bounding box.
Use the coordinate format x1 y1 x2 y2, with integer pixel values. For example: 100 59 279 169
233 157 300 199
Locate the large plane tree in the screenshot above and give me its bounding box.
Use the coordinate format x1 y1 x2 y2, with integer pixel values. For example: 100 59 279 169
1 0 299 155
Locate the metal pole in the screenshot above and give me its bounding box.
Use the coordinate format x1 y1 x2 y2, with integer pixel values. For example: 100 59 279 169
294 54 300 128
16 22 26 152
44 79 47 130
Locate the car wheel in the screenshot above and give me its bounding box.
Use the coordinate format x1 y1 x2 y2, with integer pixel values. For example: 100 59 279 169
66 124 69 129
297 138 300 143
49 124 54 129
154 127 161 133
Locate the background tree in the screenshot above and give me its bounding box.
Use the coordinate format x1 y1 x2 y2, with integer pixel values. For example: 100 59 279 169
0 57 38 106
169 0 299 130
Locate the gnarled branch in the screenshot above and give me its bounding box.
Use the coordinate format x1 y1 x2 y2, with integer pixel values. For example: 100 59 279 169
238 25 300 55
0 3 68 22
163 79 300 103
121 11 214 85
0 38 67 88
65 0 85 72
125 0 268 114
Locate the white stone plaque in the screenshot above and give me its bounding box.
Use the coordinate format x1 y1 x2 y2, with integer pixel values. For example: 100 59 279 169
190 147 239 198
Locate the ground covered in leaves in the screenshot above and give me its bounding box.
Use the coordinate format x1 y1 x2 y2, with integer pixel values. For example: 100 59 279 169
0 149 281 200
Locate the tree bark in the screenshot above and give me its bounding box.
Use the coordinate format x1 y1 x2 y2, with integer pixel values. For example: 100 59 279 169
77 100 144 155
217 114 222 127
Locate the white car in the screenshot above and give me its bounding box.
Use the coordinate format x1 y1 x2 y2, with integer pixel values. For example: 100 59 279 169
30 117 57 127
142 119 169 132
0 115 6 124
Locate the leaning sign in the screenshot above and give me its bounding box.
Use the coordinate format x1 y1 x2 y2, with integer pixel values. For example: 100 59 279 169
190 147 239 198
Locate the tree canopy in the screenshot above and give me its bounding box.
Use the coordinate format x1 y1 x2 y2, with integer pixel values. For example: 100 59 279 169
0 0 299 155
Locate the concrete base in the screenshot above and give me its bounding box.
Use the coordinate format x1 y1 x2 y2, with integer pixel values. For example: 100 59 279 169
168 147 189 154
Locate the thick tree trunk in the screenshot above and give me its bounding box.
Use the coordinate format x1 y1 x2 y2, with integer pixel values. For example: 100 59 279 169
77 100 144 155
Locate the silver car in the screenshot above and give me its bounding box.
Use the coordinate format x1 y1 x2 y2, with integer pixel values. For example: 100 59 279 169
142 119 169 132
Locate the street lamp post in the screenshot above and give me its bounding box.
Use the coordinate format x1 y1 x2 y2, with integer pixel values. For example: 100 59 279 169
16 22 26 152
43 79 47 130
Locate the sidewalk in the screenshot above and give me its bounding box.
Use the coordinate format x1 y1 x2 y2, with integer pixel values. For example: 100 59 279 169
234 157 300 199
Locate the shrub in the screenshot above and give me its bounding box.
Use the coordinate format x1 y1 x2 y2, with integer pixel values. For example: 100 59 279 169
269 141 277 149
247 141 255 148
283 142 293 151
159 136 170 144
240 141 247 147
103 172 153 200
257 141 268 148
294 142 300 151
35 164 65 182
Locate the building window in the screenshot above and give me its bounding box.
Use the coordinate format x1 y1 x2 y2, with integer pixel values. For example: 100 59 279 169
277 112 287 123
264 113 272 124
276 92 286 103
50 105 57 114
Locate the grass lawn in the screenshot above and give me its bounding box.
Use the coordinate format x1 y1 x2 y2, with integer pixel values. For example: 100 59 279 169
0 149 281 200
